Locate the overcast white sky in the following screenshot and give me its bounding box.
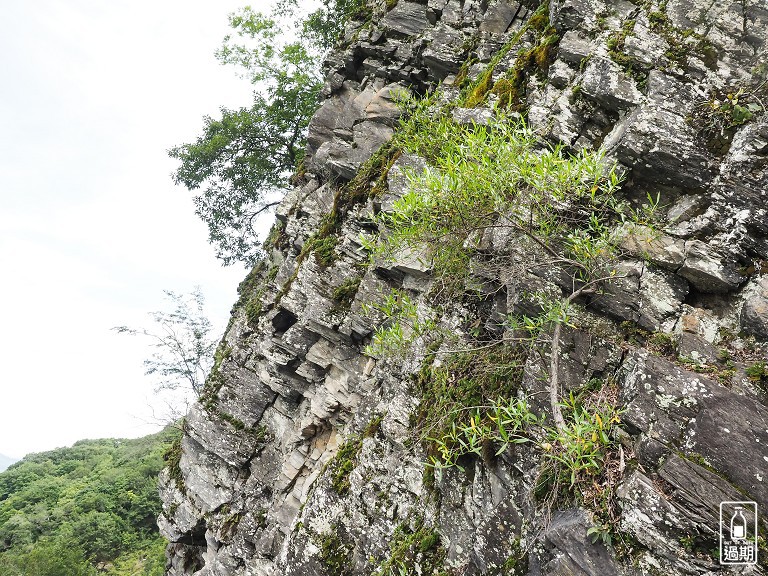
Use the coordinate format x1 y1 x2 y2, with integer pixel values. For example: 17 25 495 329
0 1 277 458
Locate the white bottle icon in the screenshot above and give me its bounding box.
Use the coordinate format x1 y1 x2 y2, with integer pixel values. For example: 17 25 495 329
731 506 747 540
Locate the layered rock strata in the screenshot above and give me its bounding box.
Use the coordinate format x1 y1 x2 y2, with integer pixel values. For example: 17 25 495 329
159 0 768 574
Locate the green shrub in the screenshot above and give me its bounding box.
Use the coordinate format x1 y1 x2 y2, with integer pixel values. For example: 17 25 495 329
376 100 628 300
163 434 185 493
746 361 768 383
541 394 621 488
648 332 676 357
363 85 641 535
362 290 436 358
310 235 339 268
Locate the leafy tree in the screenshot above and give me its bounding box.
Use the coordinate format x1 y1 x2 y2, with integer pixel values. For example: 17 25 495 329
0 515 34 550
0 428 179 576
68 511 127 563
114 288 215 400
169 1 367 265
170 7 321 265
0 539 96 576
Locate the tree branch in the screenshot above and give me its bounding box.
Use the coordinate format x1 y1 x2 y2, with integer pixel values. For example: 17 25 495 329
548 273 622 430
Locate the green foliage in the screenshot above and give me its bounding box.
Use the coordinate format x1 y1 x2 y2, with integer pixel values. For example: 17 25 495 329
264 220 289 251
362 71 641 545
464 68 496 108
746 361 768 384
347 138 403 200
428 395 540 478
414 345 529 473
198 345 229 412
533 384 623 528
0 539 96 576
171 0 364 265
378 101 625 296
0 428 180 575
462 2 558 110
541 393 622 488
169 84 317 265
319 524 352 576
364 95 635 496
233 261 269 311
637 2 718 71
587 522 613 546
377 521 447 576
309 234 340 268
648 331 676 357
163 432 185 493
499 539 529 575
606 19 640 71
363 290 436 358
290 0 370 50
291 139 402 279
231 260 275 328
708 87 762 128
607 3 720 93
330 437 363 495
374 309 623 515
647 10 668 30
103 537 167 576
495 30 559 111
506 291 586 341
690 82 767 157
363 414 385 439
324 415 399 506
331 276 363 312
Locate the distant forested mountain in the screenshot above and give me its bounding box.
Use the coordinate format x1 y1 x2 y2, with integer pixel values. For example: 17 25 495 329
0 427 180 575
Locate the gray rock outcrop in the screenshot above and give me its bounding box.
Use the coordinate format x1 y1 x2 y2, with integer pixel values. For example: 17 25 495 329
159 0 768 574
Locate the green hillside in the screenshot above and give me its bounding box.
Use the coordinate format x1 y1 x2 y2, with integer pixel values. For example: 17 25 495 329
0 427 180 575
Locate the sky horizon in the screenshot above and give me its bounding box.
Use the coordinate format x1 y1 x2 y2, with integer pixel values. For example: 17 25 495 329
0 1 277 458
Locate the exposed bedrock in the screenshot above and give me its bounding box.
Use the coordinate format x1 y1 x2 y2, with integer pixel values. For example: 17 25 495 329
160 0 768 574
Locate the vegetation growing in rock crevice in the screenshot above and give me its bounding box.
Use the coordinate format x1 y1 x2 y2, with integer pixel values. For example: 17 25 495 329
362 92 647 525
375 520 447 576
164 432 186 494
318 523 353 576
605 1 719 91
329 436 363 495
298 139 403 271
331 275 364 313
690 84 767 155
367 96 636 431
606 17 649 86
461 2 560 110
643 1 718 71
198 339 233 411
413 345 533 474
375 98 628 297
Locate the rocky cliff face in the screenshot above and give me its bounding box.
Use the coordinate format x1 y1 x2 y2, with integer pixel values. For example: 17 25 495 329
158 0 768 574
